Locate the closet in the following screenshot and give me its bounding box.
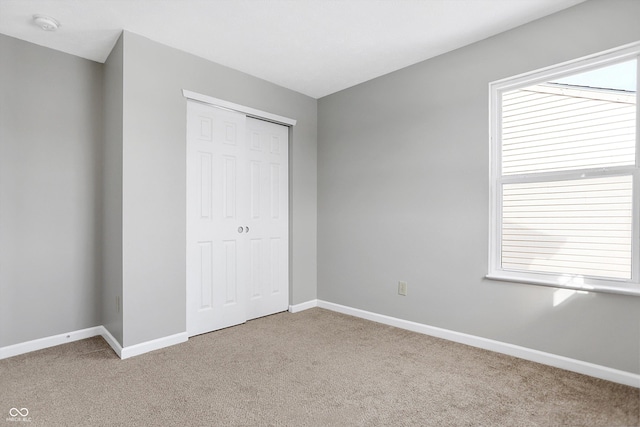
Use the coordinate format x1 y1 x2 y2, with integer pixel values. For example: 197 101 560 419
186 99 290 336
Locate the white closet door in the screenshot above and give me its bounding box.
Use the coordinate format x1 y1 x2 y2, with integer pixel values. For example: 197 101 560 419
187 101 289 337
187 101 248 336
245 117 289 320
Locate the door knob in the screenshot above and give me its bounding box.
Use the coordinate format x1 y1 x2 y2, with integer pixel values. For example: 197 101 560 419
238 226 244 233
244 226 250 233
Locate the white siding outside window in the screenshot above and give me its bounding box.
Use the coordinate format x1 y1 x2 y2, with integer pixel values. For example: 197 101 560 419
502 175 633 280
488 42 640 296
502 84 636 175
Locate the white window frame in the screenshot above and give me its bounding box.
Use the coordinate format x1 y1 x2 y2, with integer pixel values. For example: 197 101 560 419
488 41 640 296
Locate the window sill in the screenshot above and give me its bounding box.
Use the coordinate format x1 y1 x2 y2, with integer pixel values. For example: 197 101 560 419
485 273 640 297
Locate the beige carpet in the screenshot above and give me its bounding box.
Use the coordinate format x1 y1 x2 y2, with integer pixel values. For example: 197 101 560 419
1 308 638 426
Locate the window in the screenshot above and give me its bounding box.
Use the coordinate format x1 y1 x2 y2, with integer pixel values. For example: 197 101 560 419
488 43 640 296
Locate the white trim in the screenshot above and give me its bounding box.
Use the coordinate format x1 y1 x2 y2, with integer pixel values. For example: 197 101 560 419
288 299 318 313
120 332 188 360
485 273 640 296
0 327 187 361
182 90 297 127
100 327 123 358
0 326 104 360
317 300 640 388
488 42 640 295
4 305 636 388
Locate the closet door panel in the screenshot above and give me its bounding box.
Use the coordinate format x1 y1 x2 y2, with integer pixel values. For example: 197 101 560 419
187 102 247 336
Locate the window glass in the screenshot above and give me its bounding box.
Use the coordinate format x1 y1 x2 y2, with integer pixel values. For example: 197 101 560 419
501 60 636 175
502 175 632 280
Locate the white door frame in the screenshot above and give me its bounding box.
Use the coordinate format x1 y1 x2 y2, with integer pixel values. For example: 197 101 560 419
183 89 296 335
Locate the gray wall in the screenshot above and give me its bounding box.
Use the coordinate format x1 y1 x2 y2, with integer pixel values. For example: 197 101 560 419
0 30 317 350
4 0 635 375
0 34 103 346
120 32 317 346
317 0 640 373
101 34 124 345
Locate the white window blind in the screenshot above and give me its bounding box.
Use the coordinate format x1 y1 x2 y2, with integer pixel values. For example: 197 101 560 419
489 43 640 295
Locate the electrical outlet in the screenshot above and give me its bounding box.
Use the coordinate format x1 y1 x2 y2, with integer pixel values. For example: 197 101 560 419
116 296 121 313
398 281 407 296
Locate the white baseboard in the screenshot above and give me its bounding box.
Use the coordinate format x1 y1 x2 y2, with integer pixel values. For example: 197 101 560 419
4 302 638 388
120 332 188 359
0 326 104 360
0 326 187 361
317 300 640 388
99 327 123 358
289 299 318 313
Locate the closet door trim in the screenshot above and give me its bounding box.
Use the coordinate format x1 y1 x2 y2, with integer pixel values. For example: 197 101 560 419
182 90 297 127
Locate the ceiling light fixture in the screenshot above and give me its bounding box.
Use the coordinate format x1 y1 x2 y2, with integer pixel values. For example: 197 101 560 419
33 15 60 31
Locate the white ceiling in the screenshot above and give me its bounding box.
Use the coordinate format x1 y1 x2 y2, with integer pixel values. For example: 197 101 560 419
0 0 586 99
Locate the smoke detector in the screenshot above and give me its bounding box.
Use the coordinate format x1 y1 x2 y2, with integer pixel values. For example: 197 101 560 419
33 15 60 31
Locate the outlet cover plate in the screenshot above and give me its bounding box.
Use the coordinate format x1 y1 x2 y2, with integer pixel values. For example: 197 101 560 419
398 281 407 296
